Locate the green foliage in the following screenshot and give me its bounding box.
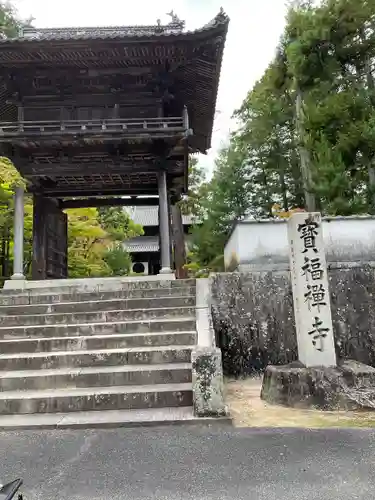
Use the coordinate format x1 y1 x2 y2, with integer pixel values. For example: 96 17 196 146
98 206 143 240
67 206 143 278
0 1 33 38
67 208 110 278
103 244 133 277
188 0 375 273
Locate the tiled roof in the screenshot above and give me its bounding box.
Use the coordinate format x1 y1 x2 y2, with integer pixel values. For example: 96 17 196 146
0 10 229 154
18 23 184 41
125 206 193 227
8 10 228 43
123 236 159 253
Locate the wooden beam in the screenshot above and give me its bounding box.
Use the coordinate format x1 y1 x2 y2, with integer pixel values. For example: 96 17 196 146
60 197 159 209
36 187 160 198
21 160 184 177
22 162 166 178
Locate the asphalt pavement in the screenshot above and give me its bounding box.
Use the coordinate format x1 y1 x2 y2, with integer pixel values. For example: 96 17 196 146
0 425 374 500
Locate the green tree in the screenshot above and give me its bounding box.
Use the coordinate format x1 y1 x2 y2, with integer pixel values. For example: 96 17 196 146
103 244 133 276
98 206 143 240
187 0 375 272
67 208 110 278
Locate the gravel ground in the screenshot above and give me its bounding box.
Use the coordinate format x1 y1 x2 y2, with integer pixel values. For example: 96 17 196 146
226 377 375 428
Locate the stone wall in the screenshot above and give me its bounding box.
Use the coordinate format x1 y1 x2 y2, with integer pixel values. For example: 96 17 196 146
211 266 375 377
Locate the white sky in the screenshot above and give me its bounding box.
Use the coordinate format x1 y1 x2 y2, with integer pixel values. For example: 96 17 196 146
13 0 288 175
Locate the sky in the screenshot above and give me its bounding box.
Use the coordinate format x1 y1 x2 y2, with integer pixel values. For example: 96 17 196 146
13 0 288 175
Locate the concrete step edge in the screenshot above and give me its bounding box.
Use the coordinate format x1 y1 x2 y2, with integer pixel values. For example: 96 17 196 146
0 407 232 430
0 362 192 380
0 344 194 360
0 305 196 321
0 382 193 400
0 295 197 311
0 316 196 331
0 280 196 296
0 331 197 345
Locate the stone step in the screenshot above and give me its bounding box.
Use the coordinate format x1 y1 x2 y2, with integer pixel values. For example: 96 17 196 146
0 295 196 316
0 407 231 430
2 278 196 295
0 317 196 340
0 383 193 414
0 363 192 391
0 345 192 371
0 285 196 307
0 306 196 328
0 331 196 354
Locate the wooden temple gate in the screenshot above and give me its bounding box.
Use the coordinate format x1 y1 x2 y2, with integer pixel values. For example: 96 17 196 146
0 11 229 281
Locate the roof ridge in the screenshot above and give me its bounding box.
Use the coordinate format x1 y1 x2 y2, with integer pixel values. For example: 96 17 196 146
13 10 229 42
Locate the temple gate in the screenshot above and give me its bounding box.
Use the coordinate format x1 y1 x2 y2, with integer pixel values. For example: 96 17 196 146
0 10 229 281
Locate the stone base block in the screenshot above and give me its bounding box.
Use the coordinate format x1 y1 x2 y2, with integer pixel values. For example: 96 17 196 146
261 360 375 410
192 347 228 417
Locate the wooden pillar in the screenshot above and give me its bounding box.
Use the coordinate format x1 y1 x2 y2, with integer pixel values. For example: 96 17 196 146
17 104 24 132
32 193 47 280
11 186 25 280
171 202 188 279
158 169 172 274
32 195 68 280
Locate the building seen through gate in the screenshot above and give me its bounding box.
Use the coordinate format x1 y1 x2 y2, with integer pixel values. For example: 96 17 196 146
124 204 193 276
0 11 228 281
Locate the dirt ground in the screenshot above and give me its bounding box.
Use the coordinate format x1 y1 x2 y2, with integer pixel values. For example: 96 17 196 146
225 377 375 428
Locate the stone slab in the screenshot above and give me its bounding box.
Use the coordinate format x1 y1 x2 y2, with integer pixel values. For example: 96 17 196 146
0 383 193 414
3 275 181 292
0 295 196 316
287 212 336 367
0 363 192 391
0 306 196 328
0 285 196 306
191 347 227 417
0 331 196 354
0 318 196 339
261 359 375 410
0 345 193 370
0 406 232 430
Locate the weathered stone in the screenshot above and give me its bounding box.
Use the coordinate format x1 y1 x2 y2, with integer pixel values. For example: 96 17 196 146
0 346 193 371
3 276 188 292
191 347 227 417
0 318 196 339
0 295 196 316
0 305 196 327
0 285 196 306
0 383 193 415
0 364 192 392
287 213 336 367
261 360 375 410
0 277 203 428
211 266 375 377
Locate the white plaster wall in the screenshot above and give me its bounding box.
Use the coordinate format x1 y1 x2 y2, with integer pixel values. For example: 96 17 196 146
224 217 375 269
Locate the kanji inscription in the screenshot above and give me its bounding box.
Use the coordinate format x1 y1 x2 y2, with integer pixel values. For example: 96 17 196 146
288 212 337 367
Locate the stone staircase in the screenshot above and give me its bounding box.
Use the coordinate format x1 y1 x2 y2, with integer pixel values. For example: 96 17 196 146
0 278 210 429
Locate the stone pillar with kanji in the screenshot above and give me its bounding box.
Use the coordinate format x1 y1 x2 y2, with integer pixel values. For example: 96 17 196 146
288 212 337 367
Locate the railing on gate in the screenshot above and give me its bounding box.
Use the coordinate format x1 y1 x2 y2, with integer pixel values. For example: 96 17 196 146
0 117 186 137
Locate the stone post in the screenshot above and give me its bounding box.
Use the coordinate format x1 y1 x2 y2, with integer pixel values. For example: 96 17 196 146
192 278 227 417
11 186 25 280
288 212 337 367
158 169 172 274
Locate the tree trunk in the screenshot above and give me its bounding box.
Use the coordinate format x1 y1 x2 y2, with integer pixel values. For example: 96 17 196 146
295 88 316 211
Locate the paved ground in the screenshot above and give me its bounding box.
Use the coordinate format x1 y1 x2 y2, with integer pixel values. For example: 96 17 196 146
0 426 374 500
